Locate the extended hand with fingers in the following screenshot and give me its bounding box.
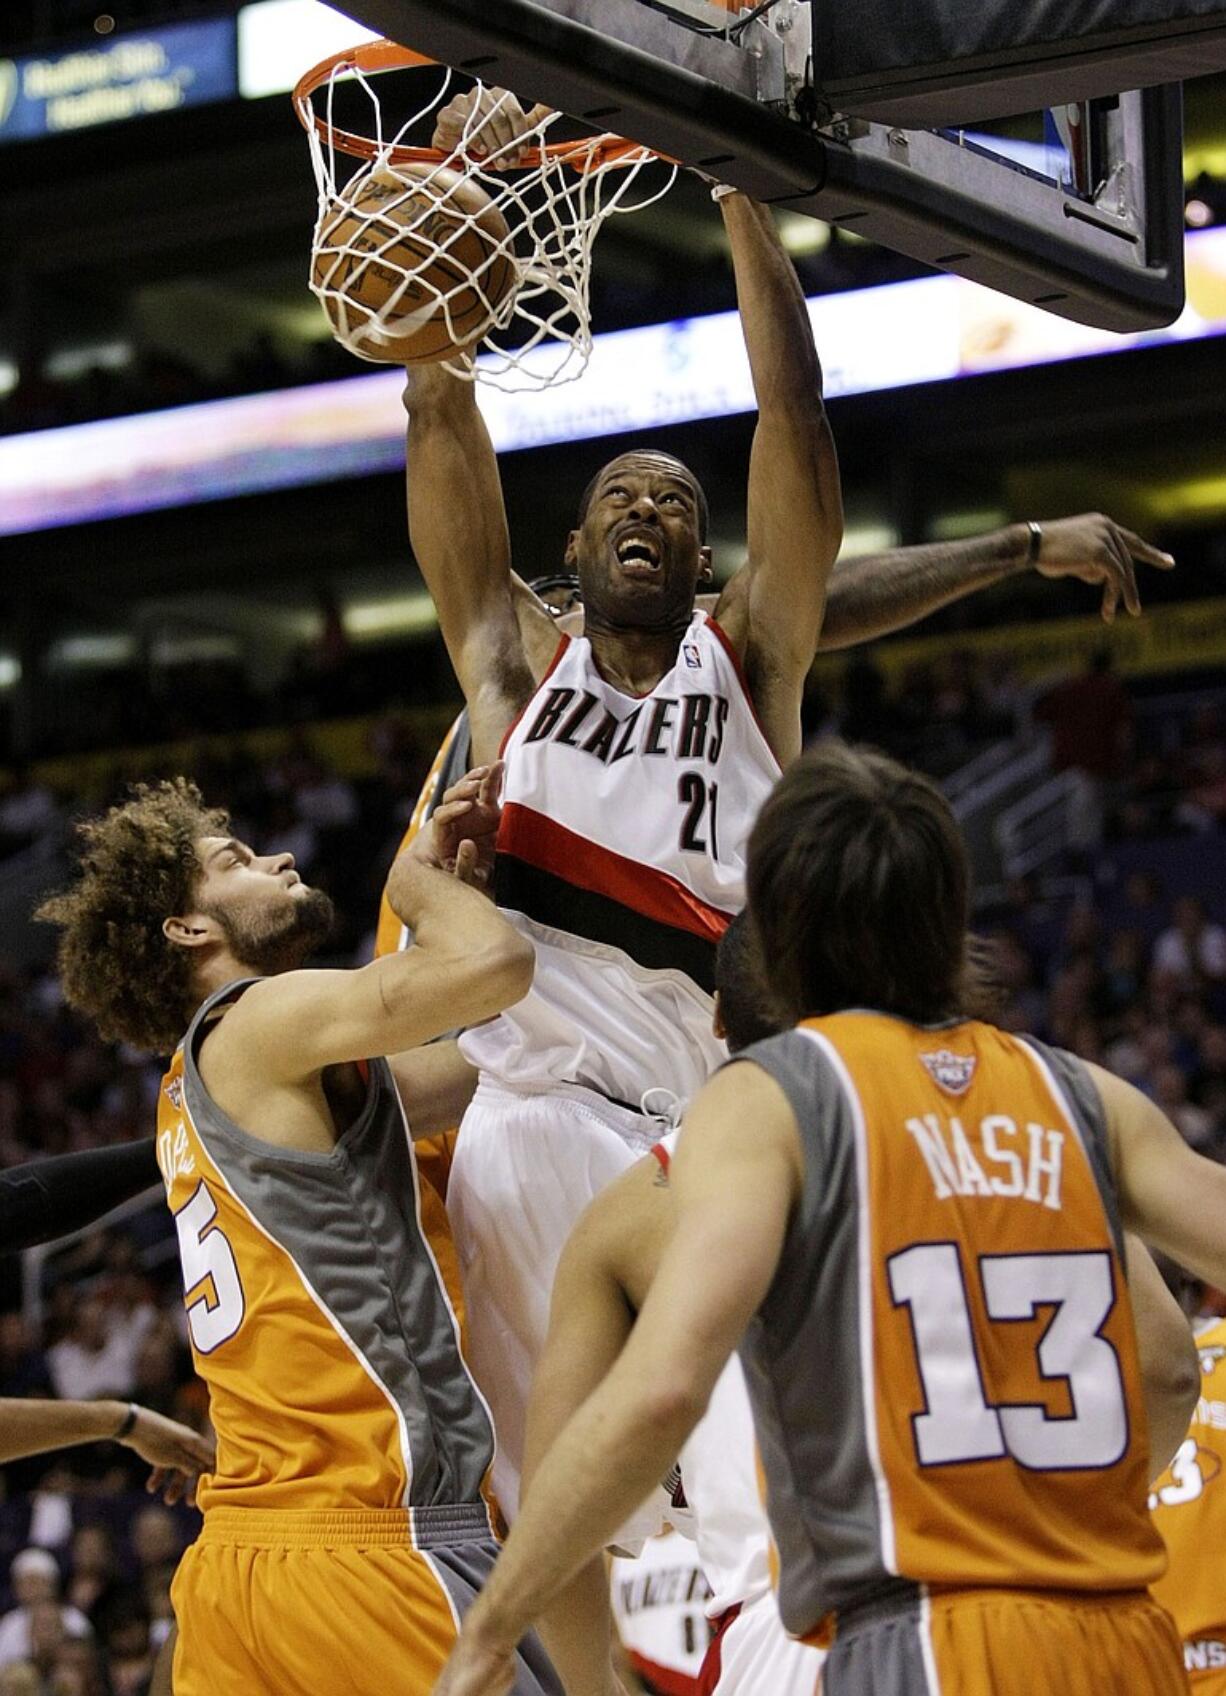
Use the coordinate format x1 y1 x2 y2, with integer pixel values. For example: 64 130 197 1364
1031 513 1175 622
427 761 505 889
123 1406 216 1506
431 87 551 170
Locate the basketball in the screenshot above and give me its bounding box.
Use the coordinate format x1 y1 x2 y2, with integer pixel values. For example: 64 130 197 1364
312 162 517 365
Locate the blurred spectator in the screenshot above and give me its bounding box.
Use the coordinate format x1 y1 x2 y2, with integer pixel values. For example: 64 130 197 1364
0 1663 40 1696
0 1552 91 1670
129 1510 183 1580
47 1298 151 1404
1154 896 1226 986
1151 1063 1215 1150
1035 649 1132 852
0 773 57 859
64 1529 120 1630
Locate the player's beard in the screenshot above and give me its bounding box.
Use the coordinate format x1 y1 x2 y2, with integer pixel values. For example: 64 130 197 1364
204 887 336 977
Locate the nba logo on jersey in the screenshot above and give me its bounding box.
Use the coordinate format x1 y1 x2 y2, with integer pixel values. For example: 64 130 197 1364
919 1048 977 1095
683 642 702 669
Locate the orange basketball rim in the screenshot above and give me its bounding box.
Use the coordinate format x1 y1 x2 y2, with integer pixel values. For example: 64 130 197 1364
293 38 669 175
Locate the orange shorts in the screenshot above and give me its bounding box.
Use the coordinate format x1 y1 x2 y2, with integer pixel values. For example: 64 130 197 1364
1184 1637 1226 1692
171 1506 559 1696
824 1585 1188 1696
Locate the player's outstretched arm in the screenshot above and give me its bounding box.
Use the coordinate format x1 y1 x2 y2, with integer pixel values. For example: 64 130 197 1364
402 367 555 764
0 1397 213 1486
1096 1062 1226 1294
816 514 1175 650
433 1063 800 1696
713 193 842 766
1125 1235 1199 1479
520 1159 675 1696
0 1139 160 1252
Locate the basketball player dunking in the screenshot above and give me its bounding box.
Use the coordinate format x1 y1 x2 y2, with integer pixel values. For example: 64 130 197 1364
404 176 842 1521
437 742 1226 1696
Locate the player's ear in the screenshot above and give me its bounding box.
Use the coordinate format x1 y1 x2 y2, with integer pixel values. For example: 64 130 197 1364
163 914 222 952
564 530 580 568
698 547 714 585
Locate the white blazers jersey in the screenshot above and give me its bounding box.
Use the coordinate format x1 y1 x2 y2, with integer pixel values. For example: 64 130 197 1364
460 611 780 1106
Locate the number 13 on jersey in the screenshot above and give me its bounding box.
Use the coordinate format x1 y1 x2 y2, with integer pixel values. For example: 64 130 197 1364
889 1243 1128 1471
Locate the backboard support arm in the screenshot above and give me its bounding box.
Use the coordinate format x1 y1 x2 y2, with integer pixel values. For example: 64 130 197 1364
335 0 1187 330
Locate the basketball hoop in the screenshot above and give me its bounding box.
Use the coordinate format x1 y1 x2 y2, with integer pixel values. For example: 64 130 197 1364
294 40 677 391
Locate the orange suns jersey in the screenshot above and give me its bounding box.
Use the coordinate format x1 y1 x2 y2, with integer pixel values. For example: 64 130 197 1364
155 979 497 1531
373 713 470 960
736 1012 1165 1640
1151 1316 1226 1675
372 712 471 1203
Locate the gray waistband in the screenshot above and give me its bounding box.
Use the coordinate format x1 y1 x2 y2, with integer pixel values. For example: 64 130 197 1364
834 1579 923 1639
411 1501 497 1549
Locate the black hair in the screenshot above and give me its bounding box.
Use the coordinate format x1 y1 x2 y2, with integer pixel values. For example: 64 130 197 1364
747 742 1000 1027
714 911 785 1054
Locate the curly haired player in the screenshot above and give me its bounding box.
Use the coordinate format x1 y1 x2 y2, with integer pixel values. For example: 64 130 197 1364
38 775 560 1696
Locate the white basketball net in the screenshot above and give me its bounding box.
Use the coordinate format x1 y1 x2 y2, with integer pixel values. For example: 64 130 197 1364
300 59 678 392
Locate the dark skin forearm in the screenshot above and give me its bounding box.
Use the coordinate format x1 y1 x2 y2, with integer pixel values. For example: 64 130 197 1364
815 512 1174 649
817 525 1028 650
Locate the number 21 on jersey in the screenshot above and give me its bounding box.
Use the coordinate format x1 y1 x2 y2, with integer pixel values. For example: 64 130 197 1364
889 1243 1128 1470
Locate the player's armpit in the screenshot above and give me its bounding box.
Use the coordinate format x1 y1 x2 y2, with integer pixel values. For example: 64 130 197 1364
1125 1233 1199 1479
1094 1061 1226 1292
403 369 549 762
388 1040 478 1138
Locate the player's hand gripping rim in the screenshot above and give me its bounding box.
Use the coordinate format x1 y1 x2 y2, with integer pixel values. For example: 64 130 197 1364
431 87 552 171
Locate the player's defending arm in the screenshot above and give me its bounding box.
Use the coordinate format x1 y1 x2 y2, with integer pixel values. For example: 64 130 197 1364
434 1064 800 1696
817 514 1175 649
521 1159 674 1696
0 1397 213 1497
1096 1062 1226 1294
216 801 533 1086
1125 1235 1199 1478
712 194 842 765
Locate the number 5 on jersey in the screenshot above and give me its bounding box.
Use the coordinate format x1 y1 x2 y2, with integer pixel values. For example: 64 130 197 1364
174 1181 246 1353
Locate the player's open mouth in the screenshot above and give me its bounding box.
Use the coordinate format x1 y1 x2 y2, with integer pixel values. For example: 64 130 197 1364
614 529 662 575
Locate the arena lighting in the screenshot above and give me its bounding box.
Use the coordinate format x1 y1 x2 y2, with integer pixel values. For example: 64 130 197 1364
3 225 1226 540
237 0 381 99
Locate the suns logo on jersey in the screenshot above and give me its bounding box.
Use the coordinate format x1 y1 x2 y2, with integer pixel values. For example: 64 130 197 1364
156 1121 195 1193
919 1049 977 1095
163 1076 183 1111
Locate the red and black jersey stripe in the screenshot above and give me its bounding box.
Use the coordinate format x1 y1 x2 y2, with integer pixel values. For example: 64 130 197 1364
494 804 732 995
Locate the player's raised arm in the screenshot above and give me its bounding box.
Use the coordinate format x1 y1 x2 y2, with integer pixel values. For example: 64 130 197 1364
217 853 533 1085
713 193 842 765
403 377 557 768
